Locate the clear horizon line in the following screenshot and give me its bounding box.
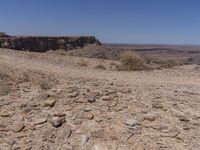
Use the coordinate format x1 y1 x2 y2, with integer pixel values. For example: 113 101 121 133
103 42 200 46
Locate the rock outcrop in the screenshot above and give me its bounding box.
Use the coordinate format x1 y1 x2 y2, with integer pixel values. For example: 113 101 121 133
0 33 101 52
0 32 9 38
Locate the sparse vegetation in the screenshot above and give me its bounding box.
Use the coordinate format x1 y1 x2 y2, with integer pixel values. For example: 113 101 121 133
0 83 12 96
66 46 185 71
37 75 59 90
0 73 10 81
119 51 147 71
38 78 52 90
158 59 182 68
67 46 121 60
143 56 183 69
195 65 200 70
94 64 106 70
68 51 74 56
109 62 120 70
78 58 88 67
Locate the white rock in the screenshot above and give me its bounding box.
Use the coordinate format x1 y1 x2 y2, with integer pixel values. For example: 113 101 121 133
33 118 47 125
92 143 109 150
143 113 156 122
80 135 89 146
125 119 141 126
102 96 111 101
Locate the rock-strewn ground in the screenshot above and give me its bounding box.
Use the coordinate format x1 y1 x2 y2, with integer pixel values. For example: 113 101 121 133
0 49 200 150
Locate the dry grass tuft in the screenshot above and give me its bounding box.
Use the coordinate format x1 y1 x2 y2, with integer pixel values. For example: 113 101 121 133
0 83 12 96
0 73 10 81
109 62 120 70
37 75 59 90
159 59 182 68
38 78 52 90
119 52 146 71
94 64 106 70
195 65 200 71
78 59 88 67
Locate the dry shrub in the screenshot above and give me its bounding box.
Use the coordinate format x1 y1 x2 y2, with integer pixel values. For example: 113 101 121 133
22 74 30 82
78 59 88 67
37 75 59 90
39 80 51 90
38 78 52 90
0 83 12 96
195 65 200 71
159 59 181 68
67 47 121 60
59 52 67 56
16 73 30 83
94 64 106 70
143 56 154 64
0 73 10 81
110 62 120 70
119 52 146 71
0 72 12 96
68 51 74 56
143 56 183 69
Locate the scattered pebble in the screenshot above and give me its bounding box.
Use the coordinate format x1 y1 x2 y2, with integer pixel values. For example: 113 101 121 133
101 96 111 101
125 119 141 126
92 143 109 150
50 116 66 128
13 122 25 133
87 96 96 103
143 113 156 122
33 118 47 125
43 99 56 107
82 113 94 120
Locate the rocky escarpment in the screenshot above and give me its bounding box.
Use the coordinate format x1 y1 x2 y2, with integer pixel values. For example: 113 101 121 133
0 33 101 52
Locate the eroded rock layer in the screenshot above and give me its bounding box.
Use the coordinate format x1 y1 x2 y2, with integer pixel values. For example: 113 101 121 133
0 34 101 52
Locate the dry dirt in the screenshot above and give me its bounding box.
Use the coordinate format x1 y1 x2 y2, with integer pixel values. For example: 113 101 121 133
0 49 200 150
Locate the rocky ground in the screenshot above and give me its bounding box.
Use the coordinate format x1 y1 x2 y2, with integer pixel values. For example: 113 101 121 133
0 49 200 150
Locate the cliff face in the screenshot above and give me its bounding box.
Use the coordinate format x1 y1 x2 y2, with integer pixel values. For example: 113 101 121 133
0 35 101 52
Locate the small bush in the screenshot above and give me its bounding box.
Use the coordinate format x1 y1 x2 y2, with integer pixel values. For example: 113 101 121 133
0 84 12 96
60 52 67 56
119 52 146 71
38 79 52 90
159 59 181 68
67 51 74 56
195 65 200 70
94 64 106 70
110 62 120 70
78 59 88 67
37 75 59 90
0 73 10 81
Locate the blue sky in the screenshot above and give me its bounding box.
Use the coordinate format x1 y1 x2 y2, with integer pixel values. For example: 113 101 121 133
0 0 200 44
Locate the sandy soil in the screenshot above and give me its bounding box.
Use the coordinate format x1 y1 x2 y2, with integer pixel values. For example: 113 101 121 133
0 49 200 150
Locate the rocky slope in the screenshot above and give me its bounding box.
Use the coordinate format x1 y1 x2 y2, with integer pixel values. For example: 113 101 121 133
0 49 200 150
0 34 101 52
